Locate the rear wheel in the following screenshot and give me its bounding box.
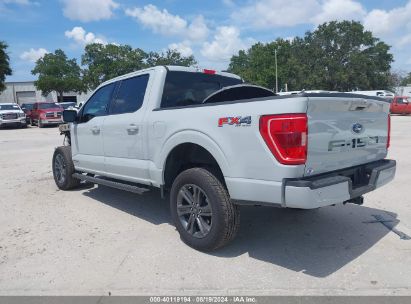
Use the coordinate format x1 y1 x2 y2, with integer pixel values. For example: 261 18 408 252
170 168 240 251
52 146 80 190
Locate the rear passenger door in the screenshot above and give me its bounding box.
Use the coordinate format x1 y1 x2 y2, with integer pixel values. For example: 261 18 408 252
102 73 152 184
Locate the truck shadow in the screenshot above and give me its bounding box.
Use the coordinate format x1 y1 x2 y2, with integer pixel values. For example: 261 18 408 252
82 185 399 278
215 204 400 277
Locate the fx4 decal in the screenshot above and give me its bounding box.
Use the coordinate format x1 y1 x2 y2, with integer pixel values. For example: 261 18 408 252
218 116 252 127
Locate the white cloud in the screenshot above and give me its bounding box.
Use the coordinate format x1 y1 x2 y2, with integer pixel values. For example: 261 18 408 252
311 0 366 25
187 16 209 42
62 0 119 22
398 34 411 48
364 2 411 38
65 26 107 45
222 0 235 7
231 0 373 29
201 26 248 62
125 4 209 42
125 4 186 36
232 0 321 28
168 41 193 57
20 48 48 62
362 0 411 54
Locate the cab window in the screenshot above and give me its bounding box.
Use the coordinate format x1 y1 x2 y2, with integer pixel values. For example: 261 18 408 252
160 71 242 108
81 83 116 122
110 74 149 115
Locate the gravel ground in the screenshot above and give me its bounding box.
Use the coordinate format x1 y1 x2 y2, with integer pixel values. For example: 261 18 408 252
0 116 410 296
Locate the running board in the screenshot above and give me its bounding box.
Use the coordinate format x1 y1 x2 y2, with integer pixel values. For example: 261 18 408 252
72 173 149 195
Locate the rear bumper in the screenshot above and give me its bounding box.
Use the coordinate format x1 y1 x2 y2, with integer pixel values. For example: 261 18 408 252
227 159 396 209
284 159 396 209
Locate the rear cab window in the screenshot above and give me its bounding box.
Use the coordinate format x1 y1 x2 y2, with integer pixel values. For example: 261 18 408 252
110 74 149 115
160 71 243 108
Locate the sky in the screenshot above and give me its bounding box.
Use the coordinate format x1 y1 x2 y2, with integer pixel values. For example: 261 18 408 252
1 0 411 82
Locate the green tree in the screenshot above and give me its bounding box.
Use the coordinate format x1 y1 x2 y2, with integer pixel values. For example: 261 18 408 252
146 49 197 67
0 41 12 92
229 39 297 91
228 21 394 91
82 43 147 90
82 44 197 90
400 72 411 86
32 49 84 102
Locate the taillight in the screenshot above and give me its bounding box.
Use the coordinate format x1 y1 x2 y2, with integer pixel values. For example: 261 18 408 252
387 114 391 149
259 114 308 165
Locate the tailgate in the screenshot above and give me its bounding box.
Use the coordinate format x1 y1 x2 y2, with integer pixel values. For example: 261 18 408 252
305 94 390 177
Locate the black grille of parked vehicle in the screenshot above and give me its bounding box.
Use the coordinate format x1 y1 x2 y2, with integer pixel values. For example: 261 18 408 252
1 113 18 120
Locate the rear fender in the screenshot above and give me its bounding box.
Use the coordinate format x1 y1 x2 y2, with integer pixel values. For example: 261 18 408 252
156 130 230 184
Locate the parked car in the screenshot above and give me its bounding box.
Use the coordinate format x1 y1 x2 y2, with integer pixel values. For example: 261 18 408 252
53 66 395 251
30 102 63 127
0 103 27 128
389 96 411 114
349 90 395 99
59 102 77 110
21 103 35 124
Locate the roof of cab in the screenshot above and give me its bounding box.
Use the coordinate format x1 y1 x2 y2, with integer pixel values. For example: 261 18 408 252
96 65 242 89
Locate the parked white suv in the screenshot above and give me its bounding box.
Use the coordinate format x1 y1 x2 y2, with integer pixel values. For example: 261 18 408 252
52 66 396 251
0 103 27 128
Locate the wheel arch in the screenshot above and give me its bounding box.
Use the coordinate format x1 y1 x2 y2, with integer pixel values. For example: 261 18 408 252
158 131 230 190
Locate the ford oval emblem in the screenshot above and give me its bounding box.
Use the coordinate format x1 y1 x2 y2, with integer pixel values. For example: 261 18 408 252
352 123 364 134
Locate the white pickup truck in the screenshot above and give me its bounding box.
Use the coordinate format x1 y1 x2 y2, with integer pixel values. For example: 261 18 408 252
53 66 396 251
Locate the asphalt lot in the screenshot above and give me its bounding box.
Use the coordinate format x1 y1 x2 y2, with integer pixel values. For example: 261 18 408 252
0 116 410 296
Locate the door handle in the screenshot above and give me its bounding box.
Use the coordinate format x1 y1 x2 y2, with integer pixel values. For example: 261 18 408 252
90 126 100 134
127 124 139 135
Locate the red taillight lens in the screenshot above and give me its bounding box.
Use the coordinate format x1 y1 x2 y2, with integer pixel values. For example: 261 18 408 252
259 114 308 165
387 114 391 149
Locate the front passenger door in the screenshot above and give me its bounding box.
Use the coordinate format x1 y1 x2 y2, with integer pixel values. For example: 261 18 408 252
71 82 117 173
102 74 151 183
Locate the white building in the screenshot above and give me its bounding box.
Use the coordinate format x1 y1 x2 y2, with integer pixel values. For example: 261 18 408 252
0 81 91 105
395 85 411 97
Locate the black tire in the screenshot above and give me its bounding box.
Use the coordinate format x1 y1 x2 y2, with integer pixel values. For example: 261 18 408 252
170 168 240 251
52 146 80 190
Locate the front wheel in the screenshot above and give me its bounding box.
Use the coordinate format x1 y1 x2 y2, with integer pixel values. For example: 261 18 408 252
170 168 240 251
52 146 80 190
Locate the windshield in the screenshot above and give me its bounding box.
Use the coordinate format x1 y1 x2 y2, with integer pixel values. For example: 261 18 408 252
160 71 243 108
39 103 62 109
22 104 34 110
61 103 76 109
0 104 20 111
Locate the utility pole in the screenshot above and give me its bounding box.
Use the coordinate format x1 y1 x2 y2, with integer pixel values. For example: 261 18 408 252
275 49 278 93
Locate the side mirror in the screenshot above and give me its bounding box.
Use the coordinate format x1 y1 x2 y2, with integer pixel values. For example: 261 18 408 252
63 110 77 123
